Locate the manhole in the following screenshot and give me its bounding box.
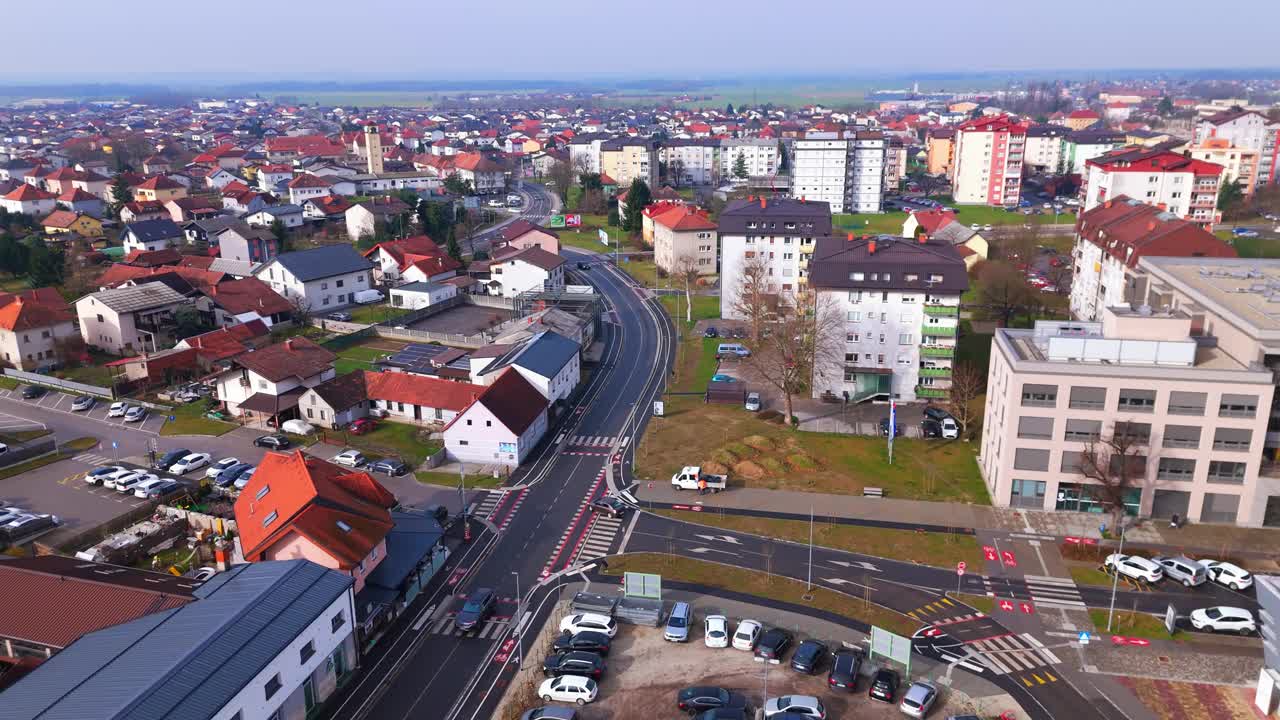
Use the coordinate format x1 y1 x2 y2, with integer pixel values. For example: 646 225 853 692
1157 656 1171 664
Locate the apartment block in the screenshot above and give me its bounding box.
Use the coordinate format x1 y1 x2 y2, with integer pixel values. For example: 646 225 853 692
600 138 658 188
1069 197 1237 322
660 139 719 185
1024 124 1068 175
807 234 966 403
1063 130 1127 175
949 116 1027 207
720 138 780 179
1083 147 1224 227
1193 108 1280 190
924 129 954 176
980 307 1276 526
792 131 885 213
718 197 832 320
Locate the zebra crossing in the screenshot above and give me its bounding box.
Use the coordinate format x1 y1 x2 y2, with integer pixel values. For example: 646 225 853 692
472 489 526 531
73 452 113 465
966 632 1062 675
565 435 616 447
427 613 512 640
1021 574 1087 611
573 512 625 562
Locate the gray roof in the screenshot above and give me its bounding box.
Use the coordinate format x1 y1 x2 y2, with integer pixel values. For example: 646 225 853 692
807 234 969 295
363 510 444 597
481 330 578 379
256 204 303 217
207 257 259 277
717 198 832 236
394 281 448 293
265 244 373 282
0 560 353 720
87 281 189 313
123 218 183 243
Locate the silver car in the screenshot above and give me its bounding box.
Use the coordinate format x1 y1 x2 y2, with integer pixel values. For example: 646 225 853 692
1153 555 1207 587
899 681 938 718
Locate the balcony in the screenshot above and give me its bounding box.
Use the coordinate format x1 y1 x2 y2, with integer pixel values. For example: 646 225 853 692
920 346 955 358
915 386 949 399
922 325 957 337
923 304 959 317
919 367 952 378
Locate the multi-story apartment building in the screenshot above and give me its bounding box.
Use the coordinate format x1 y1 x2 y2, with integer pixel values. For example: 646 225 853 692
1069 197 1237 322
600 138 658 188
1193 108 1280 190
720 138 781 180
949 116 1027 207
883 138 907 192
1188 138 1260 195
807 234 966 403
791 131 885 213
567 135 605 176
1063 130 1127 175
660 139 719 185
1023 124 1068 175
980 306 1277 526
1082 147 1224 227
924 129 954 176
718 197 832 320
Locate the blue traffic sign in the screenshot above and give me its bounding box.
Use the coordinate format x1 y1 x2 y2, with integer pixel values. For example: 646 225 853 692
168 415 176 422
1078 631 1094 644
111 441 118 449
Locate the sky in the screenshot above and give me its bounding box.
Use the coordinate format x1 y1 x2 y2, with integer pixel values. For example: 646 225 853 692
4 0 1279 81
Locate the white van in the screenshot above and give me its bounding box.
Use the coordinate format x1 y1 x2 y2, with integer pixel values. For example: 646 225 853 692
716 343 750 358
353 289 385 305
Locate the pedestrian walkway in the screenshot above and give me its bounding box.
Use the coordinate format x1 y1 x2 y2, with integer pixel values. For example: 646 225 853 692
967 632 1062 676
573 512 625 562
427 613 511 640
564 435 615 447
1019 575 1087 611
72 452 113 465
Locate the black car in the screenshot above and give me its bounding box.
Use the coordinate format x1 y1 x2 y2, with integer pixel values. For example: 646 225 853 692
455 588 495 632
676 687 748 714
868 667 900 703
542 650 606 679
589 496 627 518
922 406 952 423
694 710 747 720
703 326 719 338
730 328 746 340
877 417 903 438
827 649 863 691
20 385 46 399
369 458 409 476
553 630 611 656
254 434 291 450
754 628 792 663
576 261 591 271
216 463 253 488
920 419 942 439
790 639 828 674
156 448 192 471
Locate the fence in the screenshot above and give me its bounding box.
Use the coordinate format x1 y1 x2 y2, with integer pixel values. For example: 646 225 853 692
3 368 113 398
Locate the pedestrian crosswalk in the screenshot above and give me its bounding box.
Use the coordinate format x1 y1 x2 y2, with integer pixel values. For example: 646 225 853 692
73 453 113 465
573 512 624 562
473 490 503 518
427 613 512 639
1021 574 1087 610
565 435 615 447
472 489 525 531
966 632 1062 675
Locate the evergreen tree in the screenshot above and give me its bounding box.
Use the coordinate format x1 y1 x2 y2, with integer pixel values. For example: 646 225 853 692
109 175 132 218
776 140 789 173
1157 96 1174 115
725 103 735 115
621 178 652 234
732 153 749 179
26 240 64 287
269 218 290 253
445 226 462 262
1218 179 1245 215
0 235 29 277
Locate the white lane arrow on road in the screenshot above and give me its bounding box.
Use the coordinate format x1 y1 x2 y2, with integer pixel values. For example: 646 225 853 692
829 560 882 572
822 578 854 586
689 547 738 556
694 534 742 545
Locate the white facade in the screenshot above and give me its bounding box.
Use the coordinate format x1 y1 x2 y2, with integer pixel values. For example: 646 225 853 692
0 318 78 370
848 135 886 213
568 138 604 176
1082 164 1220 224
215 363 337 417
511 352 580 405
489 257 565 298
719 233 815 321
1069 237 1128 322
720 139 779 179
660 142 719 185
288 184 330 207
390 283 456 310
1024 134 1065 175
257 261 373 312
0 195 55 216
444 400 548 468
791 133 884 213
950 120 1025 207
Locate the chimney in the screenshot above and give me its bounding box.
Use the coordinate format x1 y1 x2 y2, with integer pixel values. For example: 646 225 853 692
919 233 928 244
1104 200 1112 209
760 197 766 209
285 339 294 350
868 240 877 255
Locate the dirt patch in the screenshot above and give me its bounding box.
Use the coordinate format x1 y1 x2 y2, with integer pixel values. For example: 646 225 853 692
787 454 818 471
743 435 774 452
702 461 729 475
733 460 766 480
759 457 786 475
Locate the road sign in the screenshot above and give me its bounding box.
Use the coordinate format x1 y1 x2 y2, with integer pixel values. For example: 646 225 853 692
1001 550 1018 567
653 401 664 417
598 228 609 245
1165 604 1178 636
983 545 997 561
870 626 913 676
1078 631 1091 645
623 571 662 600
956 561 966 576
565 214 582 227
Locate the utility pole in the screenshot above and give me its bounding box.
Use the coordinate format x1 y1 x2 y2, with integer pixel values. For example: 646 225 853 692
1106 520 1127 631
807 506 814 591
511 571 522 665
459 462 470 543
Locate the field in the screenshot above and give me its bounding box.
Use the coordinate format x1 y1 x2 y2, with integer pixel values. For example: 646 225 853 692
345 304 411 325
160 401 237 437
330 337 407 376
658 294 719 330
329 420 441 466
1216 231 1280 258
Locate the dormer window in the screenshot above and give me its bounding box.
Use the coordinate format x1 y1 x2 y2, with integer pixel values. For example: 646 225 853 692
262 511 278 528
337 520 352 533
255 485 270 501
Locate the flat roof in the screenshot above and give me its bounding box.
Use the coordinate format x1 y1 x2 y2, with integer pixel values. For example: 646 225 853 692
1139 257 1280 341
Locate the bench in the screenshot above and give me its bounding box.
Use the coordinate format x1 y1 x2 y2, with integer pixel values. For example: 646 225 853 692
863 487 884 498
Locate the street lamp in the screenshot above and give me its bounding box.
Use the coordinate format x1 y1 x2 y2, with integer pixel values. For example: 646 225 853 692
1106 518 1128 632
511 571 523 666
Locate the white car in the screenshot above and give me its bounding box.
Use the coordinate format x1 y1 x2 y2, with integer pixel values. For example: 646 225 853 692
765 695 827 719
559 613 617 637
732 619 762 651
124 406 148 423
103 470 143 490
1198 560 1253 591
107 401 129 418
1190 606 1256 635
206 458 240 479
1104 553 1164 583
704 614 730 648
115 472 157 493
537 675 598 706
940 418 959 439
332 449 366 468
131 478 169 498
169 453 211 474
85 465 128 485
280 419 316 435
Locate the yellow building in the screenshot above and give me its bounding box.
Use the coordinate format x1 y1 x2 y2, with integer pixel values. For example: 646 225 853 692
925 129 955 176
132 175 188 203
600 138 658 188
1188 137 1259 195
41 210 103 237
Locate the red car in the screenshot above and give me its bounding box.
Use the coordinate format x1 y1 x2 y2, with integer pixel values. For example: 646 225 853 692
349 418 377 435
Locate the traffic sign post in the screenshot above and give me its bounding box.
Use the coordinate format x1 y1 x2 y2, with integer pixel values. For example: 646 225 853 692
1078 631 1091 645
956 561 966 594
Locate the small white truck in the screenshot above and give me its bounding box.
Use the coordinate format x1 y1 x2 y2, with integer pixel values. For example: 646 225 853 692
670 466 727 493
353 289 385 305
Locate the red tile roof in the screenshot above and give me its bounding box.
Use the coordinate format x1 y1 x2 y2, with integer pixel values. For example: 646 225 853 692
363 370 483 410
1076 196 1237 268
123 248 182 267
0 295 72 332
907 208 958 233
648 203 717 232
206 278 291 317
40 209 82 229
135 175 183 191
1087 147 1224 177
287 173 331 189
232 336 335 382
3 184 55 201
178 320 271 362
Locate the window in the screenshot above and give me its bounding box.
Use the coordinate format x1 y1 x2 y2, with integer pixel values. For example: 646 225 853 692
255 485 270 501
851 272 864 282
300 640 316 663
1201 492 1241 523
264 673 282 700
1017 416 1053 440
1009 479 1046 509
1219 394 1258 418
337 279 345 287
485 420 492 427
1068 386 1106 410
901 295 916 303
898 333 912 344
1213 427 1251 452
847 311 861 322
1060 450 1084 473
262 511 278 527
1167 391 1206 416
321 282 329 290
1013 448 1050 472
1064 418 1101 441
1021 384 1057 407
331 611 346 632
878 334 885 344
1113 421 1151 442
1117 389 1156 412
1206 460 1246 484
1163 425 1201 449
1157 458 1196 481
846 333 859 343
877 354 885 364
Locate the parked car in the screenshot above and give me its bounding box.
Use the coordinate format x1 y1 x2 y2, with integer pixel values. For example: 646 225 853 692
755 628 793 664
1189 606 1256 635
254 434 290 450
552 630 611 656
71 395 95 412
878 417 903 437
869 668 900 703
137 480 182 500
332 449 367 468
131 478 170 498
169 452 211 474
538 675 598 706
664 601 693 642
20 385 46 399
107 401 129 418
899 681 938 718
693 710 747 720
156 448 192 472
939 418 959 440
764 695 826 719
921 419 942 439
827 649 863 691
115 472 157 493
233 467 257 490
124 406 148 423
1103 554 1164 584
716 343 750 358
576 261 590 271
103 470 142 490
349 417 377 435
677 687 748 714
704 327 719 338
455 588 496 632
206 457 240 479
790 639 828 674
542 650 606 679
704 614 730 648
368 458 409 476
560 613 617 638
744 392 761 412
1232 227 1259 238
327 311 353 322
1152 555 1207 587
1197 560 1253 591
589 496 627 518
0 513 58 540
280 419 315 435
520 708 577 720
732 619 762 651
216 463 253 488
86 465 128 485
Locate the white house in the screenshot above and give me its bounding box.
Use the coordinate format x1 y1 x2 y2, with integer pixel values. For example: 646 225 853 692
287 173 333 205
254 245 375 312
485 247 565 298
443 369 549 468
256 164 295 194
211 336 337 422
246 204 305 229
363 370 485 427
121 218 184 253
0 184 56 215
76 281 193 354
390 281 456 310
473 331 580 404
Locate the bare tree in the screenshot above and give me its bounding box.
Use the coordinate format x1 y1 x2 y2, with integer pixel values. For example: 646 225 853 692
742 289 842 425
286 293 313 326
729 253 774 342
996 224 1042 264
945 362 985 441
975 261 1035 327
571 153 593 182
671 255 701 324
1076 422 1152 530
547 160 574 202
667 158 687 188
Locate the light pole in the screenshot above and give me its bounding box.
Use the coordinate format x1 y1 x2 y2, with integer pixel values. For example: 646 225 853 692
459 462 470 543
511 571 523 666
1106 519 1127 632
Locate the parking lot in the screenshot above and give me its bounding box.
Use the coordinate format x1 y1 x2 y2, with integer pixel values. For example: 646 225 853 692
0 385 167 435
406 304 514 335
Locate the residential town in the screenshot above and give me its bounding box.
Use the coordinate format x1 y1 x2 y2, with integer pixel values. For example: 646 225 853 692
2 46 1280 720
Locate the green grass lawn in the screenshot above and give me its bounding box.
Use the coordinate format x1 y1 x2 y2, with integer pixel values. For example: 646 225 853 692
668 336 723 394
332 341 399 376
1089 608 1172 640
834 206 1064 237
1070 565 1114 587
1218 231 1280 258
956 320 993 377
160 402 238 437
331 421 441 466
659 294 720 330
414 470 506 490
54 362 115 388
346 304 412 325
619 256 661 287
